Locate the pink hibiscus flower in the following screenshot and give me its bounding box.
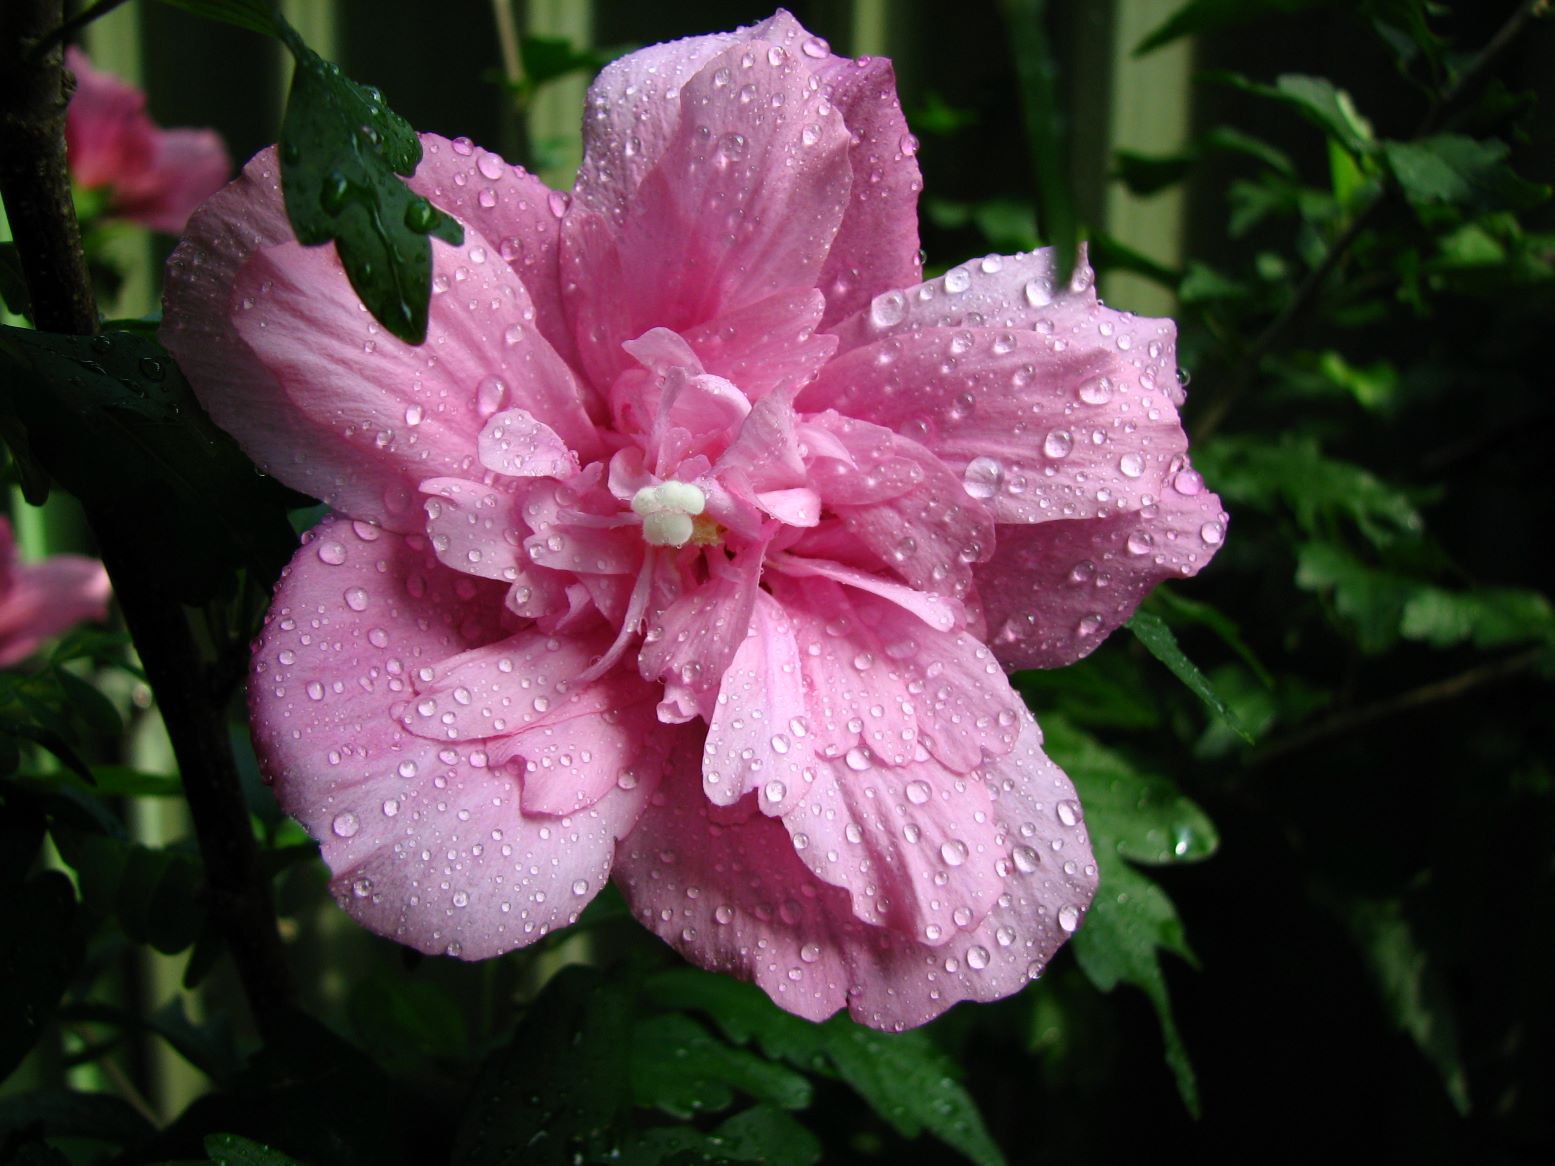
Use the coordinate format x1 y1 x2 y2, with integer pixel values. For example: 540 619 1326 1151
65 46 230 235
161 11 1226 1028
0 518 111 668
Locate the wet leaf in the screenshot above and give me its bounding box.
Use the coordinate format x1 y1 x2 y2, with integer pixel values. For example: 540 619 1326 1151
204 1133 308 1166
1043 716 1220 865
277 27 461 344
1072 854 1200 1116
1126 611 1254 742
631 1014 812 1119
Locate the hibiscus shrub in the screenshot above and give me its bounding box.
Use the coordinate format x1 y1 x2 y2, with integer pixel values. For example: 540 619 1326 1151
0 1 1551 1164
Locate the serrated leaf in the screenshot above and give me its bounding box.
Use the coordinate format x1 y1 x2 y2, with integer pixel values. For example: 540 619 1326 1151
820 1023 1007 1166
277 30 462 344
204 1133 307 1166
153 0 281 37
642 968 828 1066
0 327 302 601
1071 853 1199 1115
1126 611 1254 742
1383 135 1549 213
1294 541 1415 654
1334 896 1469 1115
1399 585 1555 649
451 966 631 1166
1198 435 1425 548
1041 716 1219 865
631 1014 812 1119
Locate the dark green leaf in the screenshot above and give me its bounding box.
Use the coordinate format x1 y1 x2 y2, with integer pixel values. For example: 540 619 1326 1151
1383 135 1549 212
642 968 828 1066
1004 0 1078 285
54 668 123 737
1126 611 1254 742
1333 896 1470 1114
1042 716 1219 865
1207 71 1374 156
153 0 281 36
616 1107 821 1166
0 1089 154 1147
0 327 302 601
347 973 468 1065
277 30 461 344
0 242 33 320
452 966 631 1166
1071 854 1199 1115
1294 541 1414 653
631 1014 812 1119
820 1022 1008 1166
204 1133 308 1166
0 872 82 1081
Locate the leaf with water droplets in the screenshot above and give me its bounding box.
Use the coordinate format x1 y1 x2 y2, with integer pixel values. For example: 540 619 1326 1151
1126 610 1255 743
1071 852 1201 1117
1042 715 1219 865
204 1133 307 1166
276 23 462 344
451 966 631 1166
630 1013 813 1119
820 1022 1009 1166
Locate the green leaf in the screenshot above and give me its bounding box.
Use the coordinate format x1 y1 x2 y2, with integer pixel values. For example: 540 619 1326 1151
1399 585 1555 649
0 327 303 601
1146 587 1273 687
204 1133 308 1166
820 1023 1008 1166
51 828 205 954
277 29 462 344
1294 541 1415 654
347 973 469 1065
616 1106 821 1166
1383 135 1549 213
642 968 828 1066
631 1014 812 1119
1004 0 1079 286
1197 435 1425 548
0 872 82 1081
1208 71 1374 156
1071 854 1200 1115
1126 610 1255 742
153 0 281 37
1041 716 1219 865
0 242 33 320
1333 896 1470 1115
451 966 631 1166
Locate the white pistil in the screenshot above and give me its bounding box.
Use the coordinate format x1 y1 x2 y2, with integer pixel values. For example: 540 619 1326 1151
631 480 707 548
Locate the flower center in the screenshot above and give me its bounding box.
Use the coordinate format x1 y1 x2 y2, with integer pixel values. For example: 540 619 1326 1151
631 480 707 548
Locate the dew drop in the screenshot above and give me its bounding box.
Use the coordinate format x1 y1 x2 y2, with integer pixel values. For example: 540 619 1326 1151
331 811 359 838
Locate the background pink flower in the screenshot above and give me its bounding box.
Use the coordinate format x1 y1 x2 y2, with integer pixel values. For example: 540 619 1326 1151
65 46 230 234
0 518 111 668
162 11 1226 1028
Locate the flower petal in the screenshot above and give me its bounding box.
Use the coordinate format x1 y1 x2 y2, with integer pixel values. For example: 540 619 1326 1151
407 134 581 372
250 517 656 959
978 482 1230 669
614 707 1097 1029
562 36 853 389
225 233 596 527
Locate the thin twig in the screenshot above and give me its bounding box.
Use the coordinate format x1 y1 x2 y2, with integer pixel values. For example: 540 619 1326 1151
27 0 135 61
1251 646 1546 765
67 1024 160 1126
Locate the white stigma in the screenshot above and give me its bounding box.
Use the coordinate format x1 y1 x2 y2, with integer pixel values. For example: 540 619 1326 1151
631 480 707 548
